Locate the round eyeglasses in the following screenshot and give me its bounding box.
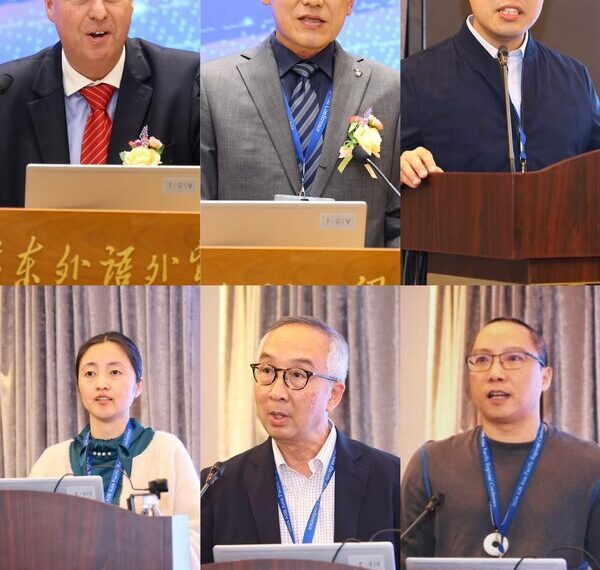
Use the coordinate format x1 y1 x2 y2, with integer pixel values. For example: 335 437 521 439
250 363 342 391
465 351 546 372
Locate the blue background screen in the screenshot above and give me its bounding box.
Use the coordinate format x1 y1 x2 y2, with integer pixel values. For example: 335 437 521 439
202 0 400 69
0 0 200 63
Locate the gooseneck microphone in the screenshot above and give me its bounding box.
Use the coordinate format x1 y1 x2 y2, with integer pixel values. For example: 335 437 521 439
0 74 13 95
497 45 516 173
200 461 225 498
352 146 401 198
400 493 445 542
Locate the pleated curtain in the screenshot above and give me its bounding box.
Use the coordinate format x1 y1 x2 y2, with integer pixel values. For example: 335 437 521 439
216 286 401 461
428 286 600 442
0 286 200 477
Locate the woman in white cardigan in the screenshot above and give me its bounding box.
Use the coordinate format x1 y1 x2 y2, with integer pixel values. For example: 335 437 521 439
30 331 200 569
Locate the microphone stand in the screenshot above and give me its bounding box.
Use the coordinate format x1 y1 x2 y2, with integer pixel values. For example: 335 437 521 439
400 494 445 542
497 46 516 173
352 147 401 198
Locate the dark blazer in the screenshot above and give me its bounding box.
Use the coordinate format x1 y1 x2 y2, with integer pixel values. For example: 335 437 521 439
0 38 199 207
201 39 400 247
401 22 600 173
201 430 400 565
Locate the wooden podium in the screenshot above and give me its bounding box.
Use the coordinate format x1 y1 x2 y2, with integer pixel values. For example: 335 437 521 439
0 208 399 285
0 490 190 569
200 246 401 285
402 150 600 284
0 208 199 285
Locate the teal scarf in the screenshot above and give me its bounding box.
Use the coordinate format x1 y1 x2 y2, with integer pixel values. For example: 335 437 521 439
69 418 154 505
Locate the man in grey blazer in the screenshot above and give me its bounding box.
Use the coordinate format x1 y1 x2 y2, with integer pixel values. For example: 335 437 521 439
201 0 400 248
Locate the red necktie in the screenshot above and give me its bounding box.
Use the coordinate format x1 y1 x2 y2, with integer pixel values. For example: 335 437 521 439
80 83 116 164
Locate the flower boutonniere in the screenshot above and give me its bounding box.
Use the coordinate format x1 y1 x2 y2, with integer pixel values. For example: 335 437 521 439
119 125 164 166
338 108 383 179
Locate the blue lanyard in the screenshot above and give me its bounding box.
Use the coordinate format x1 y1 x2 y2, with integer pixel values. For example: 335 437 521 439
515 112 527 172
478 423 545 551
85 419 134 504
282 85 333 193
275 447 336 544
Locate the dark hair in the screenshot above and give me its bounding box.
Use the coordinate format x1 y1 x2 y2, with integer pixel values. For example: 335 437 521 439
478 317 548 366
75 331 143 383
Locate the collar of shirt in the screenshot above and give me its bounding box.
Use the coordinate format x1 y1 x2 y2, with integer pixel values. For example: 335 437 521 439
466 15 528 60
270 33 335 81
61 46 126 97
272 420 337 479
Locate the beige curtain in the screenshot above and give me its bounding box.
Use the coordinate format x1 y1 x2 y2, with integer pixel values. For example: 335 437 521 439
427 286 600 442
0 286 200 477
217 286 401 460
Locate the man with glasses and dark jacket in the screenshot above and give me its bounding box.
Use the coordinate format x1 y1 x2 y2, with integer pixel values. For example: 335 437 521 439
401 317 600 569
201 316 400 565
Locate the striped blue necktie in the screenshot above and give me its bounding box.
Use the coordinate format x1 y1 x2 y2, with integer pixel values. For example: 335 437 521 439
289 62 322 195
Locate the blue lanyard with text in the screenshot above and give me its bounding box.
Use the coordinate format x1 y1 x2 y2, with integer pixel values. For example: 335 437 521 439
85 419 134 504
282 85 333 195
478 423 545 552
275 447 336 544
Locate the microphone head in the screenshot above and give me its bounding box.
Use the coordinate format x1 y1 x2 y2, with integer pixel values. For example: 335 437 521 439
497 45 509 66
148 478 169 496
425 493 445 514
213 461 225 480
352 145 370 163
0 74 13 95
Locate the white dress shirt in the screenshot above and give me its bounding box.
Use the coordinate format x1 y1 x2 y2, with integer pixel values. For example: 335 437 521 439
272 422 337 544
466 15 528 118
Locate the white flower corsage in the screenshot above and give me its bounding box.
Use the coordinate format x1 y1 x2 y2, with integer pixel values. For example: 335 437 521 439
119 125 164 166
337 108 383 178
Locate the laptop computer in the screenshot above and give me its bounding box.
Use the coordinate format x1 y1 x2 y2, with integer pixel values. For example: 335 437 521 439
25 164 199 212
0 476 104 502
200 200 367 248
213 542 396 570
406 558 567 570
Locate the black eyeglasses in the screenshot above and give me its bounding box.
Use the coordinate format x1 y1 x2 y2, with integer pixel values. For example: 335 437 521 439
250 363 342 391
465 351 546 372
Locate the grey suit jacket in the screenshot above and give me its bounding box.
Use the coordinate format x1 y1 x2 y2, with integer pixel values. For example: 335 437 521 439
200 39 400 248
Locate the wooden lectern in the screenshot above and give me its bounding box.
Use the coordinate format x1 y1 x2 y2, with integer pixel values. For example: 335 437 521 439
0 209 199 285
0 490 190 569
402 150 600 284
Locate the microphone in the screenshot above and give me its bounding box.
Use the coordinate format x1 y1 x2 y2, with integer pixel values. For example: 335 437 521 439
400 493 445 542
200 461 225 498
0 74 13 95
497 45 516 173
352 146 401 198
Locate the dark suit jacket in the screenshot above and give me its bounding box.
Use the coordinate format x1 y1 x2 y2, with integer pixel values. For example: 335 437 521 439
201 431 400 565
401 22 600 173
0 38 199 207
201 39 400 247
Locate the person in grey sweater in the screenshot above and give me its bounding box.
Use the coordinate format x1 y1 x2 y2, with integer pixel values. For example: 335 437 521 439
401 317 600 569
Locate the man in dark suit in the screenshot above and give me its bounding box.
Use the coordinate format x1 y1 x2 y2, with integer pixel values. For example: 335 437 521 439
201 316 400 564
0 0 199 207
201 0 400 247
401 0 600 187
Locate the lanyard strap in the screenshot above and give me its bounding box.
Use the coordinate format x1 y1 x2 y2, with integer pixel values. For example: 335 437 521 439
282 85 333 193
515 111 527 172
479 423 545 546
85 419 134 504
275 447 336 544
